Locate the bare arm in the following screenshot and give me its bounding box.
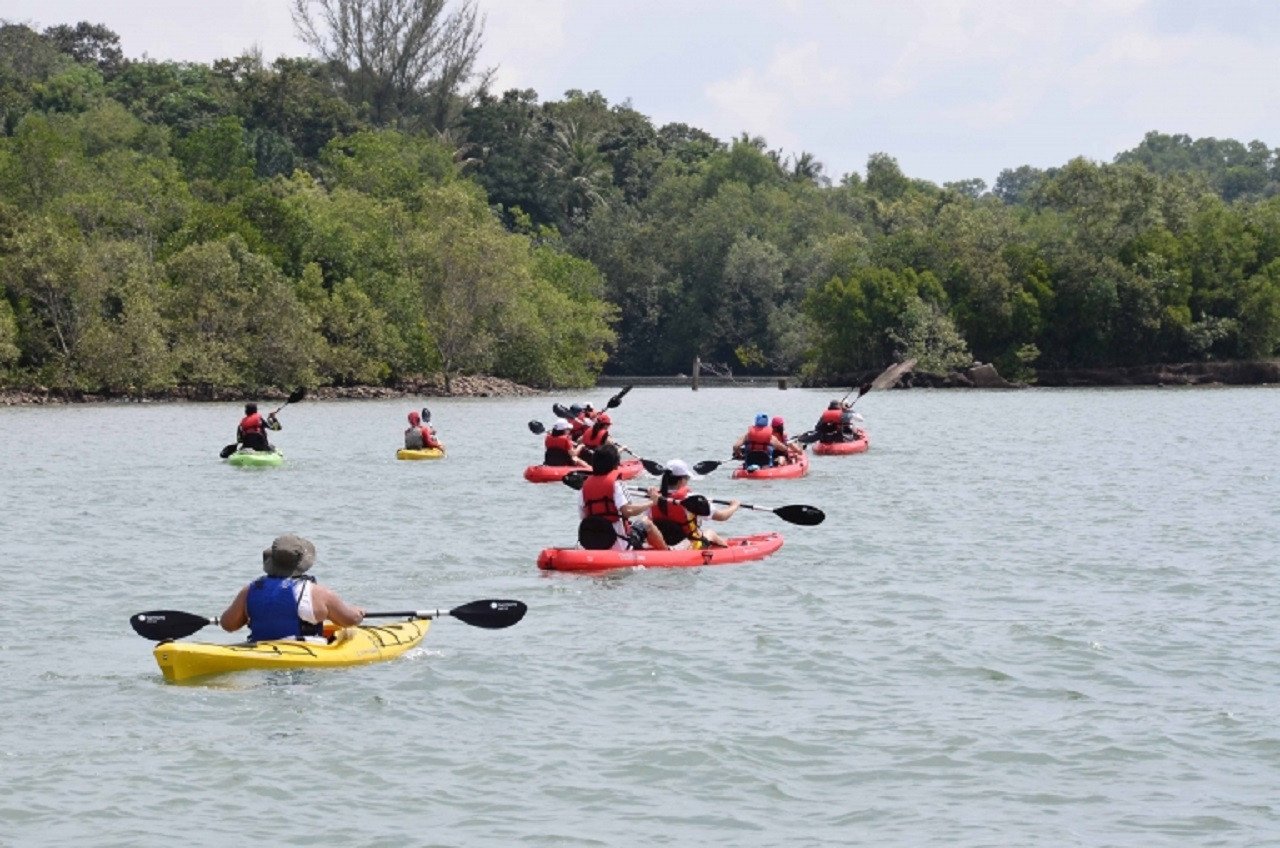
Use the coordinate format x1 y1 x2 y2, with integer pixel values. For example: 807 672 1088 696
311 583 365 627
711 499 740 521
220 585 249 632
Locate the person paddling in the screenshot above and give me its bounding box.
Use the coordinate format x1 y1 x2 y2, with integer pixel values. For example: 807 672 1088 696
815 401 846 443
404 410 444 451
219 535 365 642
733 413 796 469
544 418 589 468
577 444 664 551
578 412 628 465
237 402 281 452
567 404 591 443
649 459 740 549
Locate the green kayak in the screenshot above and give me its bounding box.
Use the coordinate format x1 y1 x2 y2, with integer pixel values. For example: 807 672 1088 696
226 449 284 468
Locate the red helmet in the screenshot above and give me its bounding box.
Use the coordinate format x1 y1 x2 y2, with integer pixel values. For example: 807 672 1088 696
408 411 421 425
597 412 611 425
771 416 785 429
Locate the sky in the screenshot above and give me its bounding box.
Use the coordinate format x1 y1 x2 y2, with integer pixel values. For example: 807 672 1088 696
5 0 1280 187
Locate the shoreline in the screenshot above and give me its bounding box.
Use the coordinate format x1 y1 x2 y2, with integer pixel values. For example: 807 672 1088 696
6 361 1279 405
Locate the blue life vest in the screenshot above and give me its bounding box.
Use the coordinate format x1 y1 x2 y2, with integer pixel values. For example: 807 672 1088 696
246 576 321 641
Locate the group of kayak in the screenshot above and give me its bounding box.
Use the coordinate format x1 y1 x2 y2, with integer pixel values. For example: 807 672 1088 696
166 376 889 683
529 389 872 573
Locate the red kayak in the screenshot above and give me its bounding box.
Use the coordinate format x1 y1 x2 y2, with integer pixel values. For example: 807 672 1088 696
813 429 870 455
537 532 784 572
731 450 809 480
523 459 644 484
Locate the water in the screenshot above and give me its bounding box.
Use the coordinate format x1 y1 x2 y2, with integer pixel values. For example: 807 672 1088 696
2 386 1279 847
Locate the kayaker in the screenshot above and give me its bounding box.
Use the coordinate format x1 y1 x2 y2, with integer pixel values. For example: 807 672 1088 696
815 401 845 443
650 459 740 549
219 534 365 642
770 416 795 464
544 418 589 468
578 412 627 464
567 403 590 442
237 402 281 452
839 401 864 440
733 413 795 468
577 444 665 551
404 410 443 451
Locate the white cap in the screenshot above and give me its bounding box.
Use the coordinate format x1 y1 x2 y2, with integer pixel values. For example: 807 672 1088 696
665 458 692 477
552 418 570 431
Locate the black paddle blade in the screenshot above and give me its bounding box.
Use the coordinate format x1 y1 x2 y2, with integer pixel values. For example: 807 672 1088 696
552 403 571 418
641 458 666 476
448 599 527 629
794 431 822 445
529 420 546 435
286 387 307 404
605 385 633 409
131 610 216 641
219 443 239 459
562 470 588 490
775 504 826 526
692 460 724 476
420 407 431 424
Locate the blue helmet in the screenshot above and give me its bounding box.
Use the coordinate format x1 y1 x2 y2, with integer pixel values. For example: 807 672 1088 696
754 412 769 427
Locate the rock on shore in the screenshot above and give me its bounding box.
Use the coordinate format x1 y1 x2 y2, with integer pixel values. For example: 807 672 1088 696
0 375 543 406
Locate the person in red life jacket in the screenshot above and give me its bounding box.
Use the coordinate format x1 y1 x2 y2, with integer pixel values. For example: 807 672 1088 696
649 459 740 549
577 412 628 465
567 403 590 443
815 401 846 443
733 412 796 468
576 444 665 551
236 402 281 452
219 534 365 642
770 416 796 464
544 418 589 468
404 410 444 451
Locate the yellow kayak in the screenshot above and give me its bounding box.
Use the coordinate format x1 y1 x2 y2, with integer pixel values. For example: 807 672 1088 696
396 447 445 460
153 619 429 682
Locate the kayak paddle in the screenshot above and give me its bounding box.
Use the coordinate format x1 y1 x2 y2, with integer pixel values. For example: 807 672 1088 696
552 385 633 420
624 487 825 526
219 387 307 458
840 358 916 406
562 473 824 526
130 599 527 641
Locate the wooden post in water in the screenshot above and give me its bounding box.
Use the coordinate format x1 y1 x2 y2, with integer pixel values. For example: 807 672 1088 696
692 356 700 391
778 378 787 390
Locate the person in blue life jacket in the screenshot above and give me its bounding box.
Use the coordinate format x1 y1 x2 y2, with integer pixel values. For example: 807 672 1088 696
733 412 797 468
219 535 365 642
236 402 281 451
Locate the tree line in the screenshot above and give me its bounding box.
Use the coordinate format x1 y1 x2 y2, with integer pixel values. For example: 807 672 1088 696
2 7 1279 395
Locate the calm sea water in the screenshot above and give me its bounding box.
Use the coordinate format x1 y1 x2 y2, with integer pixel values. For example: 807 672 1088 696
2 386 1279 847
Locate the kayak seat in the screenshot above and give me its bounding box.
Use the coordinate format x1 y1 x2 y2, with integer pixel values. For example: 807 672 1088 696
543 448 574 466
578 517 620 550
743 449 772 468
654 519 688 548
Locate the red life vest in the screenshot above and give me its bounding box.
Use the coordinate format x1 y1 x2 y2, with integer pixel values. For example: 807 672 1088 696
650 484 701 546
544 433 574 453
581 470 624 525
819 408 842 428
239 413 265 435
581 423 610 448
745 424 773 454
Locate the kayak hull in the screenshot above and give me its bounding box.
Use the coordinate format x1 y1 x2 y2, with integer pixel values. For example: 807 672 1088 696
396 447 446 461
524 459 644 483
152 619 429 682
731 451 809 480
226 449 284 467
813 431 870 455
537 532 784 573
